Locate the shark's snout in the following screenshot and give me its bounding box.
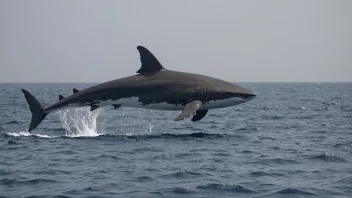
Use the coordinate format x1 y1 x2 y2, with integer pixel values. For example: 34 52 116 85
236 89 256 101
245 94 256 101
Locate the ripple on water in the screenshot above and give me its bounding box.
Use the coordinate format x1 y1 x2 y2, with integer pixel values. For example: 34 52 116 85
134 176 153 182
310 153 347 162
24 196 73 198
33 169 71 176
333 142 352 148
196 183 256 193
174 152 196 158
258 136 277 140
0 170 11 176
249 171 284 177
241 150 254 154
159 170 203 179
169 187 194 194
53 150 76 155
95 154 124 160
4 120 21 124
0 178 58 186
259 158 299 165
274 188 316 196
338 176 352 185
212 151 231 157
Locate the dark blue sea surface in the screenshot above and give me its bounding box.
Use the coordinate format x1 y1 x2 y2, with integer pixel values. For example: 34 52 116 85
1 83 351 198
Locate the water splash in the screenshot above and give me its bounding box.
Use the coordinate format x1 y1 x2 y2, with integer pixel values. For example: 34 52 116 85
6 131 54 138
56 107 105 137
146 124 153 133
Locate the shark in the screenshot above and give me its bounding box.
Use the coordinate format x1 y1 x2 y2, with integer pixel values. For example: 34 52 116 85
21 46 256 132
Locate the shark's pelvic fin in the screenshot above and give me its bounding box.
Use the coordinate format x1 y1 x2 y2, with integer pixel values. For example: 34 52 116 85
59 95 65 100
191 109 208 121
90 105 99 111
112 104 122 109
174 100 202 121
136 46 165 74
73 88 79 93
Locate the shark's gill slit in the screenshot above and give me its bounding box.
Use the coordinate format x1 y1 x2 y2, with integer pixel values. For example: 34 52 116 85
56 107 105 137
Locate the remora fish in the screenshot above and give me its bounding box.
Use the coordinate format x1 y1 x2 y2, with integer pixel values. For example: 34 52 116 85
22 46 256 132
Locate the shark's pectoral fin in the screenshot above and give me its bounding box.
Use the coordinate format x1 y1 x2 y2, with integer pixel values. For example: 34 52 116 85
73 88 79 93
59 95 65 100
174 100 202 121
112 104 122 109
191 109 208 121
90 105 99 111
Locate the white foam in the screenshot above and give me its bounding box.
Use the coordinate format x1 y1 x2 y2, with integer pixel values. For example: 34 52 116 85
56 107 105 137
5 107 104 138
6 131 55 138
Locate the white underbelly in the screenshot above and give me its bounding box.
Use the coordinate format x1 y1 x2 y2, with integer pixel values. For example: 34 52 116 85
201 97 246 110
95 97 185 111
96 97 246 111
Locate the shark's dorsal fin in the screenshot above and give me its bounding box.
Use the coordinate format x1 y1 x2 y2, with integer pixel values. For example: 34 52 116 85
59 95 65 100
73 88 79 93
136 46 165 74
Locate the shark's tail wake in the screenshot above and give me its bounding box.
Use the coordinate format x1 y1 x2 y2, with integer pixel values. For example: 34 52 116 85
21 89 48 132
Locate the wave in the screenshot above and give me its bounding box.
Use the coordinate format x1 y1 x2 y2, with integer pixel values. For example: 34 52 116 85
33 169 71 176
29 196 73 198
258 136 277 140
0 178 58 186
2 132 237 140
134 176 153 182
196 183 255 193
274 188 316 195
331 97 343 100
4 120 20 124
169 187 194 194
0 170 11 176
250 171 285 177
259 158 299 165
156 132 226 138
322 101 338 106
333 142 352 148
2 130 101 138
159 170 203 179
3 131 59 138
337 176 352 184
94 154 124 160
7 140 17 144
262 115 284 120
310 153 347 162
241 150 253 153
4 131 55 138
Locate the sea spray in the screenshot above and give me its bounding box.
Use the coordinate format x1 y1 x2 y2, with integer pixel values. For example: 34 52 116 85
56 107 105 137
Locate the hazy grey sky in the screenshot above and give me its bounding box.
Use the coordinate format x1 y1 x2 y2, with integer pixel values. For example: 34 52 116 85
0 0 351 82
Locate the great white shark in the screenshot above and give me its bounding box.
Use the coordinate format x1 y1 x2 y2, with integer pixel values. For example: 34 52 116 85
22 46 256 132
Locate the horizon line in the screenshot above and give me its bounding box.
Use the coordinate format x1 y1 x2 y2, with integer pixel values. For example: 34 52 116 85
0 81 351 84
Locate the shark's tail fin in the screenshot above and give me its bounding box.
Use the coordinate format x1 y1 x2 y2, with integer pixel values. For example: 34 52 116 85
21 89 48 132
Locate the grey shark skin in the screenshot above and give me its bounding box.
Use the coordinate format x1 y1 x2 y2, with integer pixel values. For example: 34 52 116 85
22 46 256 132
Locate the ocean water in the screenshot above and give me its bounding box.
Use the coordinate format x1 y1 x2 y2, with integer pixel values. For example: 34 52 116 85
0 82 351 198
